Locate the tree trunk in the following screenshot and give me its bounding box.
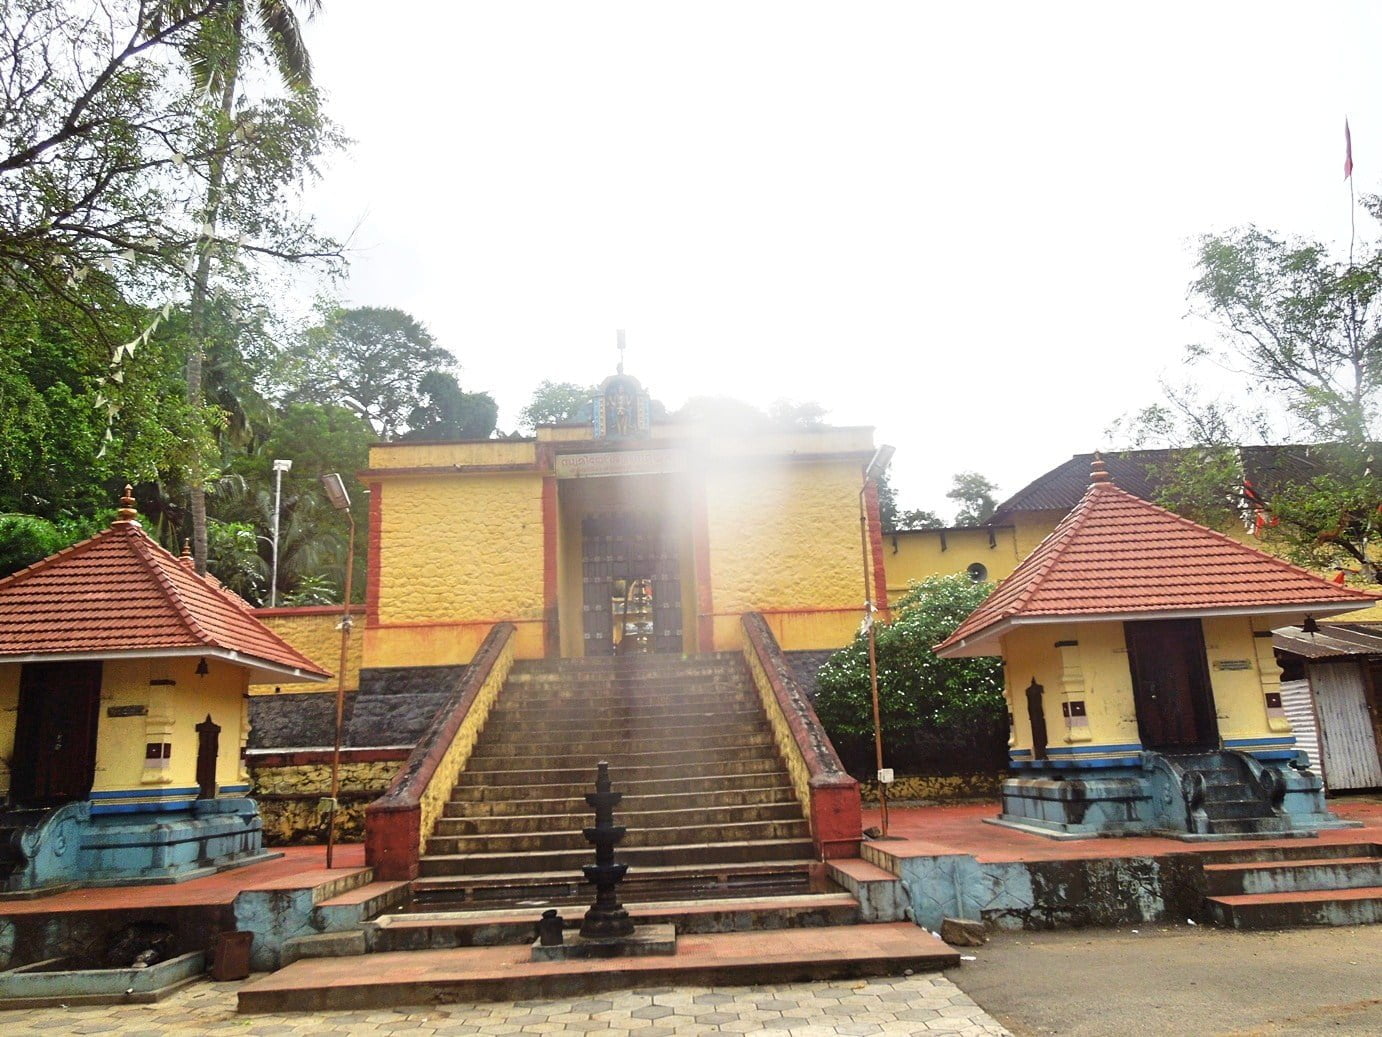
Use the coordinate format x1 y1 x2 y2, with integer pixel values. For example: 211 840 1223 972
186 12 243 576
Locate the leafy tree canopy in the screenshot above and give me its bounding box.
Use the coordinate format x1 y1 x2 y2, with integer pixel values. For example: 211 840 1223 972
813 575 1005 772
947 471 998 526
1115 206 1382 578
285 307 461 439
402 371 498 441
518 380 597 431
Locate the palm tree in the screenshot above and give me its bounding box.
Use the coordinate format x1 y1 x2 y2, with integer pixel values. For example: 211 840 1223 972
169 0 320 574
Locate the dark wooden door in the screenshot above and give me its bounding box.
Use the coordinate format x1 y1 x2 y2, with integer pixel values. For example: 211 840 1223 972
11 661 103 806
1124 619 1218 751
581 512 682 655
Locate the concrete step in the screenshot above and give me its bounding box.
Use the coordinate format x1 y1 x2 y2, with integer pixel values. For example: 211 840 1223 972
418 837 816 877
237 923 960 1013
1202 799 1275 821
488 696 760 717
468 731 775 760
454 758 789 787
1202 783 1259 804
435 802 805 835
314 880 413 931
426 818 812 856
1204 818 1289 836
408 859 818 907
1207 886 1382 928
483 714 768 737
1203 856 1382 896
448 775 796 806
367 893 861 950
826 858 910 923
464 744 781 771
1197 842 1381 865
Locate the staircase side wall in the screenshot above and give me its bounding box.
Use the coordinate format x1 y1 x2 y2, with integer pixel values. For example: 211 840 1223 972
742 613 861 859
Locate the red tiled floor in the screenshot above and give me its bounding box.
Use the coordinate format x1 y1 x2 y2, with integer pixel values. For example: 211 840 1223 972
0 843 366 916
862 798 1382 864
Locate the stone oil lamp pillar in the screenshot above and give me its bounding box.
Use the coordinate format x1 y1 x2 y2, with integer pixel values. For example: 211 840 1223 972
531 762 676 960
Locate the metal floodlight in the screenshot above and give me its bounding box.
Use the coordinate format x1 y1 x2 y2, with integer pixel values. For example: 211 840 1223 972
864 444 896 482
272 458 293 473
320 473 351 511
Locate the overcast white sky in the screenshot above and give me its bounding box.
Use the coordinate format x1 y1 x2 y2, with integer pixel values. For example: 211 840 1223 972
298 1 1381 516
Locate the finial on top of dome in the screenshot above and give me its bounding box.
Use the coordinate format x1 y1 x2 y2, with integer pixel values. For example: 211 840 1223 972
114 484 140 525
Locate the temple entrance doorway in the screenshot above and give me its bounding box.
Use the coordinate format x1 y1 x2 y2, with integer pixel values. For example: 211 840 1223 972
557 473 697 658
1125 618 1219 752
580 512 683 655
10 661 103 806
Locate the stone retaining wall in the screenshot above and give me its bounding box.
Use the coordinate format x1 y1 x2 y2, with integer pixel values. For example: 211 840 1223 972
859 772 1003 804
248 750 407 845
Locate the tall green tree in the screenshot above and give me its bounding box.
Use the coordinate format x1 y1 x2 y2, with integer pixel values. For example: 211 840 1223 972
287 307 460 438
1119 208 1382 578
518 380 597 431
947 471 998 526
170 0 338 575
402 372 498 441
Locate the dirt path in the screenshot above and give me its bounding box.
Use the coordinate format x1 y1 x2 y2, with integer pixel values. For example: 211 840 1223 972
946 923 1382 1036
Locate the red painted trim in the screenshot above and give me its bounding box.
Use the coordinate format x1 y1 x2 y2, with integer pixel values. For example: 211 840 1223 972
366 481 382 627
541 475 559 658
865 480 890 617
692 477 714 651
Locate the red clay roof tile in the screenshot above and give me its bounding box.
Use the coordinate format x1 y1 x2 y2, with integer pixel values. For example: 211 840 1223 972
0 520 330 678
938 478 1377 655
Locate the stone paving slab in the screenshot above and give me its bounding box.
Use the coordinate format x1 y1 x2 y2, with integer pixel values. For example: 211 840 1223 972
0 973 1009 1034
238 923 960 1012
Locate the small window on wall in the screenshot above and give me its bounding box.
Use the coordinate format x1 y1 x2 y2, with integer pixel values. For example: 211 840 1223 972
966 562 988 582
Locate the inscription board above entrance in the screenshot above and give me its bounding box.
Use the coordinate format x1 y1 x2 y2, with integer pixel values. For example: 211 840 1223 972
554 450 685 480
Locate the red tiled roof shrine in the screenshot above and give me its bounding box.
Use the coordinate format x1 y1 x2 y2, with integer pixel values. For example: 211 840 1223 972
0 497 329 681
936 458 1377 658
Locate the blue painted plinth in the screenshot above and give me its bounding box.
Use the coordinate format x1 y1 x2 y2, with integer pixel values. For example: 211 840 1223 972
1 798 277 894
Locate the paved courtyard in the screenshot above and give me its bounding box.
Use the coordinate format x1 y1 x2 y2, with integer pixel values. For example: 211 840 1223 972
0 973 1008 1035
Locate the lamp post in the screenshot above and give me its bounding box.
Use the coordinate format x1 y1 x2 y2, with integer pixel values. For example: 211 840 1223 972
270 458 293 607
320 472 356 869
859 444 895 837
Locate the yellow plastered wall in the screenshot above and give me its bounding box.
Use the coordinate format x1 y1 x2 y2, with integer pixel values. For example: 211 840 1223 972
369 440 536 470
93 656 250 794
1001 623 1142 754
704 460 860 651
1202 615 1281 742
884 527 1022 597
370 473 545 666
248 610 358 695
0 664 17 796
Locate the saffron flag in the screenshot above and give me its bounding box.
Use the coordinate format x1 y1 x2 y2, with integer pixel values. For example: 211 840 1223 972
1345 119 1354 179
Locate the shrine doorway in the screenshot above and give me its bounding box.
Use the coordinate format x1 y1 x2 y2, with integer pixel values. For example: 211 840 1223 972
10 661 103 806
557 474 697 657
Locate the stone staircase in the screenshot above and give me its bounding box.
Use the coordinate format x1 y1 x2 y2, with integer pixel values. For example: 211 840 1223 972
409 653 821 908
1203 841 1382 928
1166 751 1290 837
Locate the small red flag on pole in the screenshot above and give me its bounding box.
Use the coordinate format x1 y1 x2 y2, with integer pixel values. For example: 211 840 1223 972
1345 119 1354 179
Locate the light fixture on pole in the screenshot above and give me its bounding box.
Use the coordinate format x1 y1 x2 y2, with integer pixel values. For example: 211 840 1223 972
320 472 355 869
270 458 293 607
859 444 896 838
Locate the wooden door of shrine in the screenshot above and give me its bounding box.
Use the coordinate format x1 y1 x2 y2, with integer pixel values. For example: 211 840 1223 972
10 661 103 806
1124 619 1218 752
580 512 683 654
